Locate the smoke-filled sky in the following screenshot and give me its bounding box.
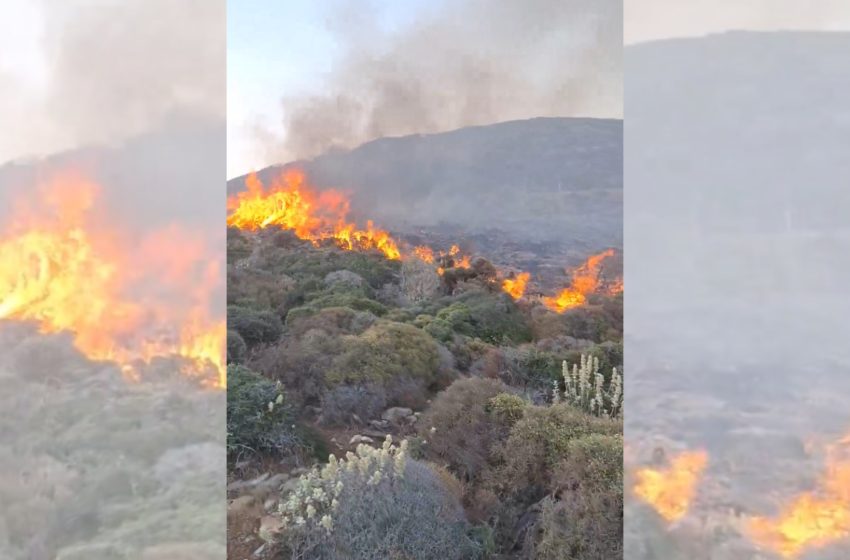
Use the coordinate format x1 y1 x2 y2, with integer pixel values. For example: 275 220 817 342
0 0 224 164
626 0 850 44
227 0 623 178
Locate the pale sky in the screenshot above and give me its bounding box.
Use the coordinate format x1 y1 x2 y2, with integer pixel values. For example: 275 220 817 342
625 0 850 44
226 0 438 178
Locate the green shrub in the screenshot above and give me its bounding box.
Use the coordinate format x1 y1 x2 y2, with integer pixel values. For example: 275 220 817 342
226 329 247 364
326 321 440 386
226 365 300 457
227 305 283 347
528 435 624 560
430 291 532 344
419 378 521 481
278 437 483 560
486 403 621 500
486 393 526 425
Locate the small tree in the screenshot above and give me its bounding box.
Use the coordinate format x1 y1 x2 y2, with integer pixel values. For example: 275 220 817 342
554 354 622 418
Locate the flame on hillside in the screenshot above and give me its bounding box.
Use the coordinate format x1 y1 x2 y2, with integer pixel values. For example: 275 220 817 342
502 272 530 300
746 432 850 558
0 172 225 388
634 449 709 523
543 248 620 312
227 169 401 260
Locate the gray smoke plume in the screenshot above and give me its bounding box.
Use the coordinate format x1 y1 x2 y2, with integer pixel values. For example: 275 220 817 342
0 0 224 163
266 0 622 162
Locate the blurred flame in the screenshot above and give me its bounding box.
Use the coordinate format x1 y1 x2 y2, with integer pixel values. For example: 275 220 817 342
227 169 400 260
502 272 530 300
543 248 620 312
747 433 850 558
0 173 224 388
634 449 709 522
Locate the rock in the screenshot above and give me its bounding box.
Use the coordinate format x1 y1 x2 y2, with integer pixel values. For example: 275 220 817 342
282 478 300 494
228 495 257 515
258 515 284 542
264 497 278 511
382 407 414 423
349 434 375 445
369 419 390 430
404 414 418 425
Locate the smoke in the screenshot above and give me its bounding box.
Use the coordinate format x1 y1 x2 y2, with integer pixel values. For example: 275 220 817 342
266 0 622 162
626 0 850 44
0 0 224 163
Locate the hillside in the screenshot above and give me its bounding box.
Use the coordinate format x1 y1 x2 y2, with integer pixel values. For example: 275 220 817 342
624 31 850 560
226 118 624 559
229 117 623 248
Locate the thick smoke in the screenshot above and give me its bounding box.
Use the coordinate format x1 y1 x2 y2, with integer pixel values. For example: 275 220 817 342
0 0 224 163
267 0 622 162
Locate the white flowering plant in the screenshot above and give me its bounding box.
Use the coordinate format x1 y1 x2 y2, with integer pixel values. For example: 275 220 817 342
276 435 484 560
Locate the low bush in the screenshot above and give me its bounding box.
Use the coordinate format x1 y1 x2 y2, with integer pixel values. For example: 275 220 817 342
226 365 300 457
527 434 624 560
326 321 440 386
277 437 483 560
227 305 283 347
486 403 621 502
226 329 247 364
419 378 524 482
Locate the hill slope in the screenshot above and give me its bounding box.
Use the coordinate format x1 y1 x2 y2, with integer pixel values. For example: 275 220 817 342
229 117 623 248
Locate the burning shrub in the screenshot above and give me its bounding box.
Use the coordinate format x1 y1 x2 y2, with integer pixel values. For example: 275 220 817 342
276 437 484 560
419 378 522 482
227 305 284 347
226 365 301 458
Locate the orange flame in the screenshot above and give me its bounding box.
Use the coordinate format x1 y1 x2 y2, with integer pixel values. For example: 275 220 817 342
634 449 709 522
542 248 619 312
227 169 400 260
0 173 225 388
502 272 530 300
746 433 850 558
413 245 435 263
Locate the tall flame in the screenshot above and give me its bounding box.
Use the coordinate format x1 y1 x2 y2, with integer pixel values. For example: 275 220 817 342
502 272 530 300
746 433 850 558
543 248 619 312
634 449 709 522
227 169 400 260
0 173 225 388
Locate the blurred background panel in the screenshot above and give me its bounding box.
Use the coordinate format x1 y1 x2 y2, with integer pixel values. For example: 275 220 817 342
624 3 850 559
0 1 225 559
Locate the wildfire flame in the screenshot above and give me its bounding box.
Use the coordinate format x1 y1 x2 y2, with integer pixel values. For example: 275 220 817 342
227 169 618 309
542 248 619 312
634 449 709 522
0 173 225 388
502 272 530 300
227 169 401 260
746 433 850 558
